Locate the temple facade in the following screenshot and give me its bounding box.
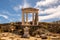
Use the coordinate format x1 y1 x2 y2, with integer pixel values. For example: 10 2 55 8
22 8 39 25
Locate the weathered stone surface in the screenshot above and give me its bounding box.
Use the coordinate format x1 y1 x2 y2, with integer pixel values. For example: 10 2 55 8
0 32 21 40
0 32 60 40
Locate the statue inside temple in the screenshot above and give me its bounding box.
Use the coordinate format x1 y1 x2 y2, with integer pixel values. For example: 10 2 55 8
23 27 30 38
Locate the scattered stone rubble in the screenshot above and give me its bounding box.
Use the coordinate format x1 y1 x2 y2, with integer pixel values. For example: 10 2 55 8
0 32 60 40
0 32 21 40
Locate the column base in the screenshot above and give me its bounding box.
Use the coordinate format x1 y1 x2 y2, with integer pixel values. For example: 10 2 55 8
37 22 39 25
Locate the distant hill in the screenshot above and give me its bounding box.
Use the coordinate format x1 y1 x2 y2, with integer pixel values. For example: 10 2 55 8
52 20 60 24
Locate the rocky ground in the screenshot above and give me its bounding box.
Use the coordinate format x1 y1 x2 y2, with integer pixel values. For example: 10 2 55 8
0 32 60 40
0 32 21 40
0 32 41 40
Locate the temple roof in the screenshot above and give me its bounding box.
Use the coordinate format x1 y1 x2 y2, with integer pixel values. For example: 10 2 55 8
22 8 39 11
22 8 39 13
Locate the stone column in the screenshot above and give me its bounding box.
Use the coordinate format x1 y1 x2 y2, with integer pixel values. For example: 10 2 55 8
22 12 25 25
37 13 38 25
26 13 28 25
32 13 34 25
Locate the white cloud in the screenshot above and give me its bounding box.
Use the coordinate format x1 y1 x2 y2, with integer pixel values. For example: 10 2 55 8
13 5 22 11
0 14 8 19
23 0 30 8
0 11 13 21
38 5 60 21
13 0 30 11
39 5 60 14
35 0 59 7
2 11 13 16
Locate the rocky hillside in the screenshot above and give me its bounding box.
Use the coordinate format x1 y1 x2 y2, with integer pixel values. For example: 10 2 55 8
0 22 60 35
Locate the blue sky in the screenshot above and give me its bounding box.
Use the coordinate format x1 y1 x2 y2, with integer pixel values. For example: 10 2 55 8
0 0 60 23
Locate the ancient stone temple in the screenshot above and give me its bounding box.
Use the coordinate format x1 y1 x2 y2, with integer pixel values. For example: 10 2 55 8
22 8 39 25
